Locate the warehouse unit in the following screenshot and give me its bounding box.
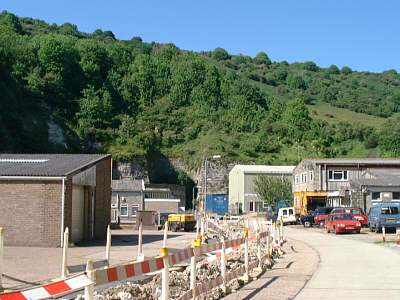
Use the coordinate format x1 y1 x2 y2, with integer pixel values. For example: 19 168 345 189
0 154 111 247
229 165 295 214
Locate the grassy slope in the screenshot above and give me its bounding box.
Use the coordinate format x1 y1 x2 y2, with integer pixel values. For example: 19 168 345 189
308 102 387 129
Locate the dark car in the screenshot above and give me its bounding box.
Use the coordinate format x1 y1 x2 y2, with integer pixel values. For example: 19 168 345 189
300 211 315 227
313 207 335 227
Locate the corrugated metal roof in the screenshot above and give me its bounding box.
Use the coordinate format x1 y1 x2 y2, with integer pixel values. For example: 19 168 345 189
231 165 295 174
0 154 110 177
303 158 400 165
112 179 143 191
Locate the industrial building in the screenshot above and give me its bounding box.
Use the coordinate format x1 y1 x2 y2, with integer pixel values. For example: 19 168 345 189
229 165 295 213
0 154 111 247
293 158 400 215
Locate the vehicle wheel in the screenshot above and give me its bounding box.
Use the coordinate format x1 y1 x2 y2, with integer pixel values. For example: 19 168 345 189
170 223 178 232
357 230 361 234
326 228 330 233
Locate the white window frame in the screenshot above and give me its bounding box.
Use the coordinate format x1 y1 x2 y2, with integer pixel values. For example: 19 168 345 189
294 175 299 185
120 204 129 217
309 171 314 182
263 202 269 208
302 172 308 183
328 170 348 182
131 204 139 217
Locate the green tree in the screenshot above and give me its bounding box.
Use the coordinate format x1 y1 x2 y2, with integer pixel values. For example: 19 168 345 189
254 175 292 208
380 118 400 156
212 47 230 61
283 98 312 139
254 52 271 65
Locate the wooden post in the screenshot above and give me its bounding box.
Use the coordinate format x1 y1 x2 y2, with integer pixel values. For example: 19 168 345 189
0 227 4 292
191 238 200 299
137 221 144 261
200 217 205 244
84 260 94 300
105 225 111 265
161 221 169 300
240 225 251 283
382 226 386 243
61 227 69 279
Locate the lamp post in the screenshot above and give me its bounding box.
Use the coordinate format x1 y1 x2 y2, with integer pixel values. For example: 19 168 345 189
204 155 221 214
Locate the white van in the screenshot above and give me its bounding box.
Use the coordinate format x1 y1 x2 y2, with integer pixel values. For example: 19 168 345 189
277 207 297 225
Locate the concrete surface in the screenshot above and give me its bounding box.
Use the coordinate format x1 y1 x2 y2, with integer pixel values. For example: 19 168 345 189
2 229 195 290
289 226 400 300
223 237 319 300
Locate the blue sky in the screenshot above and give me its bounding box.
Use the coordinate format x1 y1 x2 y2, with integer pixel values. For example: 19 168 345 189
2 0 399 72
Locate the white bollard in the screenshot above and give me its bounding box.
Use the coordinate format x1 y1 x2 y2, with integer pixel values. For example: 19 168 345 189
160 221 169 300
280 217 284 244
61 227 69 279
382 226 386 243
137 221 144 261
105 225 111 265
84 260 94 300
0 227 3 291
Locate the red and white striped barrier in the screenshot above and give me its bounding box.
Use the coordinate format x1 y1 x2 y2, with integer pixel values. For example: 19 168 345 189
168 247 194 266
0 274 92 300
94 256 165 285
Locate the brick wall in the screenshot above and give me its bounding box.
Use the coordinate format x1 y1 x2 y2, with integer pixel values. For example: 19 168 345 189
95 157 112 239
0 180 62 247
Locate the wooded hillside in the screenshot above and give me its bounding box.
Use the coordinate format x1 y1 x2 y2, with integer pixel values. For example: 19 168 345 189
1 11 400 168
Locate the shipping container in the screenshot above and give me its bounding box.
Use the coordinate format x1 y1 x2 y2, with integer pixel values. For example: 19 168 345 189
206 194 229 214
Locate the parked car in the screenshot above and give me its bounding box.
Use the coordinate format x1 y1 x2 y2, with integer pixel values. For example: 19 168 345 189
325 213 362 234
314 207 335 227
275 207 297 225
300 211 315 227
330 207 368 227
368 203 400 232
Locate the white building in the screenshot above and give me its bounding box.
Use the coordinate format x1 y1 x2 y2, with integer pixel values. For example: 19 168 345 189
229 165 295 213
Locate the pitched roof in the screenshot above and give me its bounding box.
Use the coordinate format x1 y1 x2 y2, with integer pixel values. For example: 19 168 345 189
0 154 110 177
112 179 144 191
302 158 400 166
231 165 295 174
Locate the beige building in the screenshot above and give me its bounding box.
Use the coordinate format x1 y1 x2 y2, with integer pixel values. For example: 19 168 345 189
229 165 295 213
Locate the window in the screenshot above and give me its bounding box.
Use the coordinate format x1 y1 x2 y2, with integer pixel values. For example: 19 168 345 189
283 210 288 215
120 204 128 217
295 175 299 185
393 192 400 200
263 202 269 208
289 209 294 215
328 170 348 181
302 172 308 183
131 204 139 216
309 171 314 182
381 207 399 215
372 192 381 200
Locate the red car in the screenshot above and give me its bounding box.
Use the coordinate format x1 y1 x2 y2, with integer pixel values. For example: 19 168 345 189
325 213 362 234
313 207 335 227
330 207 368 227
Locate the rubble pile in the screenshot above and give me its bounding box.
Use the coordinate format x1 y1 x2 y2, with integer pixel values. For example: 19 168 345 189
86 240 274 300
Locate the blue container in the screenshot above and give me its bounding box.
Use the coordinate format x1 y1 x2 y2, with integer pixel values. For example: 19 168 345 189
206 194 229 214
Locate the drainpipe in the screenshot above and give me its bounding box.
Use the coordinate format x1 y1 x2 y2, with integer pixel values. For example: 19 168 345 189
61 177 66 247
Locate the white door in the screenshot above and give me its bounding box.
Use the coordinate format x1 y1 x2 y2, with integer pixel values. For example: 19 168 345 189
72 185 85 243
